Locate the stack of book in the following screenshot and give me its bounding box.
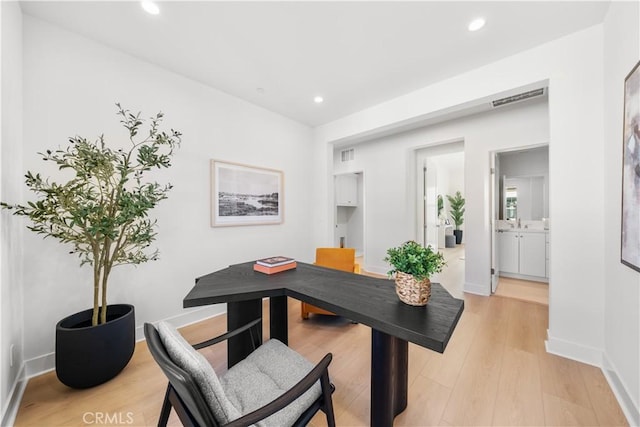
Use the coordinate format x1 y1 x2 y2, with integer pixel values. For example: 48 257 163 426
253 256 297 274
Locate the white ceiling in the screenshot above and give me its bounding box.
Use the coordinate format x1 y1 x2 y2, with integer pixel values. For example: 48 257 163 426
20 1 610 127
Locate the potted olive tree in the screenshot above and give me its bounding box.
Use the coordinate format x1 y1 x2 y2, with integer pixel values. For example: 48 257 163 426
447 191 465 244
384 241 446 306
1 104 181 388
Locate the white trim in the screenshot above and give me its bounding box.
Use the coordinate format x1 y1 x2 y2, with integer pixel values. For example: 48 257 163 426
363 264 387 277
24 352 55 379
545 332 603 367
544 331 638 426
134 305 225 340
22 305 227 381
602 354 640 427
1 363 26 427
464 281 490 296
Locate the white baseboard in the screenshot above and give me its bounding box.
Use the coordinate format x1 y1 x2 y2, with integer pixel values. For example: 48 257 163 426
134 305 226 340
1 363 27 427
602 354 640 427
545 333 603 367
545 331 638 426
21 305 227 385
362 264 388 276
24 352 55 379
464 281 490 296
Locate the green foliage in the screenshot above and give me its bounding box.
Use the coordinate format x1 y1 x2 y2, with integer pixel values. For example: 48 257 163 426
1 104 181 326
437 194 444 218
446 191 465 230
384 241 446 281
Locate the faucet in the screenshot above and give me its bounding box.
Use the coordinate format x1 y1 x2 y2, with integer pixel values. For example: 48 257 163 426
517 218 521 228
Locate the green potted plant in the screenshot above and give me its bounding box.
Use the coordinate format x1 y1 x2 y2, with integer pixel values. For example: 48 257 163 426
1 104 181 388
384 241 446 306
447 191 465 244
437 194 444 222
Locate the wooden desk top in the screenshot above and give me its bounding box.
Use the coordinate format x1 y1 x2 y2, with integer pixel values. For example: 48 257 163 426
184 262 464 353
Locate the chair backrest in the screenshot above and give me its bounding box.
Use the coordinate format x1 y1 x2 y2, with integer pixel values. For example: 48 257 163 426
144 323 219 427
315 247 356 272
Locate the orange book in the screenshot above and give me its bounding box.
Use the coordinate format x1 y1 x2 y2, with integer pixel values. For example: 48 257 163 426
253 262 297 275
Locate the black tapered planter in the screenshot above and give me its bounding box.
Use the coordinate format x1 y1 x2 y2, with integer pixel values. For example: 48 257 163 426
55 304 135 389
453 230 463 244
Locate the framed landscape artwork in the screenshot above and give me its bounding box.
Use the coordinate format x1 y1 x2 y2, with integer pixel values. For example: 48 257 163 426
621 60 640 272
211 160 283 227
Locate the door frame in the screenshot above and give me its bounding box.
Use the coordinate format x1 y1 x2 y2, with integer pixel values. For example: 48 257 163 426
489 143 550 294
333 170 365 260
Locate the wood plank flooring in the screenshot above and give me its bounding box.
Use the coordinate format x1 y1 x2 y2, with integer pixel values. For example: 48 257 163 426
14 294 627 426
494 276 549 306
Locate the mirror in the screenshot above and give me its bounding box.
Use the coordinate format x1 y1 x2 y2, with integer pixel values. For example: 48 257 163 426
505 186 517 220
501 175 547 220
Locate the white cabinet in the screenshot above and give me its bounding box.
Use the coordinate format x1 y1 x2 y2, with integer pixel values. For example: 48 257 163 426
519 232 546 277
335 174 358 206
498 231 519 274
497 230 547 281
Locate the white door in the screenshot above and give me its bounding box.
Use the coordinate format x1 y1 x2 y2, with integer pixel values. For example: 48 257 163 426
424 159 438 250
491 154 498 293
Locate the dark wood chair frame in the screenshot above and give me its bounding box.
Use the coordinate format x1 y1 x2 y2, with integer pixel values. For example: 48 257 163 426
144 319 336 427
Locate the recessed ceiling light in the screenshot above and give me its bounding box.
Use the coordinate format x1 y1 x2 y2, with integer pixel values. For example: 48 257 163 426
141 1 160 15
468 18 485 32
314 96 324 104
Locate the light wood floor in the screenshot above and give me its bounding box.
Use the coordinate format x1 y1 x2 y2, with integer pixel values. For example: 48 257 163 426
495 276 549 306
14 295 627 426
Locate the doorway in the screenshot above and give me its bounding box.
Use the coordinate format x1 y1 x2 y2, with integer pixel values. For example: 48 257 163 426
415 142 465 298
334 172 364 258
490 145 549 305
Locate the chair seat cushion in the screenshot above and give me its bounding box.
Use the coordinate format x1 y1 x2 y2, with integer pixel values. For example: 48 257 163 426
221 339 321 427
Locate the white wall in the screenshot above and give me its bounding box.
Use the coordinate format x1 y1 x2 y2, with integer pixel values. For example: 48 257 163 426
20 16 314 370
314 25 606 367
602 1 640 424
331 99 548 277
1 1 25 423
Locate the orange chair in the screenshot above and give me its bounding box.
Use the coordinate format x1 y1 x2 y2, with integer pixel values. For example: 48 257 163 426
301 248 361 319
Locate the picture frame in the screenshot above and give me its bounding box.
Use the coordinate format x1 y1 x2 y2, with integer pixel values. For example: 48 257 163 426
621 59 640 272
211 160 284 227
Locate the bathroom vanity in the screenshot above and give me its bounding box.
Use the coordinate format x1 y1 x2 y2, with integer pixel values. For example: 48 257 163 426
497 226 548 282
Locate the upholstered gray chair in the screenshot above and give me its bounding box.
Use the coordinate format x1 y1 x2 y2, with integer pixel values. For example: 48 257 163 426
144 319 335 427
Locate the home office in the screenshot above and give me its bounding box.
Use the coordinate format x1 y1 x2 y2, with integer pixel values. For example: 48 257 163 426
1 1 638 426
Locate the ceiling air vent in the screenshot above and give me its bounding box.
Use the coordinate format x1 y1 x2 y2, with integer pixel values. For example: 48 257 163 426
340 148 355 162
492 88 545 108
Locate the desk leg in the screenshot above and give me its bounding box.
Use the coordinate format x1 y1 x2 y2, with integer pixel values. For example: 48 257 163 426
227 300 262 368
269 296 288 345
371 329 408 427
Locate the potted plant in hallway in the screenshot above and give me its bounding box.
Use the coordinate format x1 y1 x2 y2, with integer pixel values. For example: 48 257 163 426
1 104 181 388
447 191 465 244
384 240 446 306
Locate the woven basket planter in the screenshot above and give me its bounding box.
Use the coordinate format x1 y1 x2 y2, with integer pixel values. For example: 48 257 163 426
395 272 431 306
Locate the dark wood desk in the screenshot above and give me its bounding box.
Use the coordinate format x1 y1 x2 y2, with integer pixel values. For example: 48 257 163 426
184 262 464 427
